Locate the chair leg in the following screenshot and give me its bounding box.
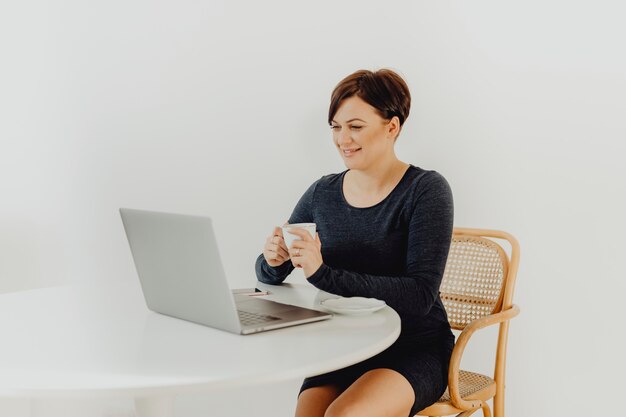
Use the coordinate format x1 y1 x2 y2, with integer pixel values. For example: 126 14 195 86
481 403 492 417
493 390 504 417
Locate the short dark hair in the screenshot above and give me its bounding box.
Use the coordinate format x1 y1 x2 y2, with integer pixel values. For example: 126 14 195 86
328 69 411 129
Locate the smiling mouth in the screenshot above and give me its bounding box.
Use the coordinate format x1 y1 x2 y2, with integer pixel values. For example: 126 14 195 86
342 148 361 155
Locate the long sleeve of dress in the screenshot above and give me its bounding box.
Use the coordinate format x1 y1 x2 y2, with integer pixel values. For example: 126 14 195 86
254 180 318 284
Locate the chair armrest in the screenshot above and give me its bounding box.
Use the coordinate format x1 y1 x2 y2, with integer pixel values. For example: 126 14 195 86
447 304 520 410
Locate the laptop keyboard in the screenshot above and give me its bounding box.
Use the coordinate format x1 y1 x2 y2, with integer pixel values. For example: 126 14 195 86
237 310 281 326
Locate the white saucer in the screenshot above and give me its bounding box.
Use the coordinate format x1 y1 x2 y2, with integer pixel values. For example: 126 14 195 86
319 297 386 315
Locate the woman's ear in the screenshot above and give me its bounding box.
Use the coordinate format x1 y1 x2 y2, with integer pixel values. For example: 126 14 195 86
387 116 401 140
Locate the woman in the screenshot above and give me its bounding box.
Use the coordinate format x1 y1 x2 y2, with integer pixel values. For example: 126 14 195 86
255 69 454 417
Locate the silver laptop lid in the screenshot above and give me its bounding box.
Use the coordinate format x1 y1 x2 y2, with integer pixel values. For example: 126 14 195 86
120 208 242 333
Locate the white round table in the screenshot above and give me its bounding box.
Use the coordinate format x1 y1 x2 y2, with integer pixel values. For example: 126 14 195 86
0 280 400 417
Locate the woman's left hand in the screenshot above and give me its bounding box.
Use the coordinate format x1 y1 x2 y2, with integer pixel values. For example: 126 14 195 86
287 229 324 279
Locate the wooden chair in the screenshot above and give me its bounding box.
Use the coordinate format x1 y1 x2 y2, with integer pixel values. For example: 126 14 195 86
416 228 520 417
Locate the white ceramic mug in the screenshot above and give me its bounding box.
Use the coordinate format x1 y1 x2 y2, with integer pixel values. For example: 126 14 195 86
282 223 317 249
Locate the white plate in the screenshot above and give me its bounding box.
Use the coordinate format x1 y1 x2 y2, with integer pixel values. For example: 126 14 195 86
320 297 386 315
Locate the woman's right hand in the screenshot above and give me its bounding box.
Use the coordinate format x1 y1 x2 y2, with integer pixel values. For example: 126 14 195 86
263 225 291 267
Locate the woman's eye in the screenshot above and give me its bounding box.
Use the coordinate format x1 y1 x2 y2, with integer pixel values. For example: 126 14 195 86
330 126 340 130
350 126 363 130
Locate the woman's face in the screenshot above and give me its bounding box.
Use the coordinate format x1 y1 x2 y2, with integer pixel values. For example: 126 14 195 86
330 96 398 170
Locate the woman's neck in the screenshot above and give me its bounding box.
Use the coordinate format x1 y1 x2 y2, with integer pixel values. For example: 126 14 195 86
346 158 409 195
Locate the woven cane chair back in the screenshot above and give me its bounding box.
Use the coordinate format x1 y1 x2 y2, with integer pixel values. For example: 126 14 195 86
440 233 509 330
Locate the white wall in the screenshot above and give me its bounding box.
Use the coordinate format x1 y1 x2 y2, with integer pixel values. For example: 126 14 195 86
1 1 625 416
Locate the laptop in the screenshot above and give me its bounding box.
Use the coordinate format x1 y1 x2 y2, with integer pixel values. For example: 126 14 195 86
119 208 331 335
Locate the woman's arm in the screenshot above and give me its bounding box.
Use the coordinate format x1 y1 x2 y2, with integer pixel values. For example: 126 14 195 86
254 179 319 285
306 172 453 317
255 253 294 285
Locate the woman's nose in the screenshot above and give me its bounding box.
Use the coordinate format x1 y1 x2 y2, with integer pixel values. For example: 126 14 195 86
337 128 352 145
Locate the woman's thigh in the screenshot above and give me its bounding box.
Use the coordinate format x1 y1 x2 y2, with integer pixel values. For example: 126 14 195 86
325 368 415 417
295 385 342 417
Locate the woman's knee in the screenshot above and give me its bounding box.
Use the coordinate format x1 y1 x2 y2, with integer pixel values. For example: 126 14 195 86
324 400 361 417
296 385 341 417
325 369 414 417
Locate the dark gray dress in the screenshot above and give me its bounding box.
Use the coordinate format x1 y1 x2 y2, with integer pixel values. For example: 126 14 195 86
255 165 455 416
